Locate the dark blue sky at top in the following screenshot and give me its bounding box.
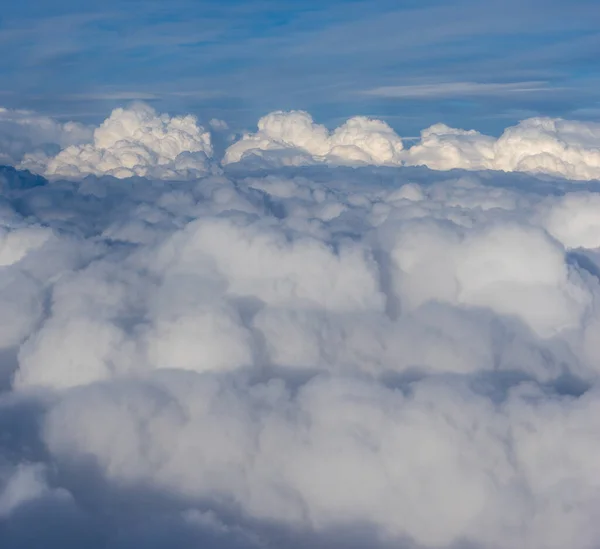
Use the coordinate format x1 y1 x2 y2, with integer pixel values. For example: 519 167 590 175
0 0 598 135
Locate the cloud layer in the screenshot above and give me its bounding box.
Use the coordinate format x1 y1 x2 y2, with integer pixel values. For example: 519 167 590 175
224 110 600 181
2 104 600 548
406 117 600 180
3 105 599 182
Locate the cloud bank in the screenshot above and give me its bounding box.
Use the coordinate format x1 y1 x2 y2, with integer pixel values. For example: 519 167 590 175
21 103 214 180
406 117 600 180
1 104 600 548
223 110 405 167
224 111 600 181
3 105 599 182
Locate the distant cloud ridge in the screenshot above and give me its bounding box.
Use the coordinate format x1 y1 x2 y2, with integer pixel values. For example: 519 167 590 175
22 103 214 179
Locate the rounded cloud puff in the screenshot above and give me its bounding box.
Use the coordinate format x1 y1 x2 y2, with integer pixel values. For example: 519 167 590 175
223 110 404 166
43 374 600 549
384 219 590 337
24 104 214 180
404 123 496 170
4 104 600 182
493 118 600 180
225 111 600 181
406 117 600 181
539 192 600 249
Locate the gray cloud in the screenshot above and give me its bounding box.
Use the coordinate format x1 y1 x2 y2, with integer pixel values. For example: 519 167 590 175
1 104 600 548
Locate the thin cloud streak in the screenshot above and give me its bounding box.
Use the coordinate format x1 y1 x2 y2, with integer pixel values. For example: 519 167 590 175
62 92 161 101
361 81 555 98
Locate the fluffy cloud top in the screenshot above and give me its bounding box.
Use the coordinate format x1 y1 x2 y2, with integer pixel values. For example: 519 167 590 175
3 104 600 182
21 104 214 180
407 117 600 181
224 110 600 181
223 110 405 166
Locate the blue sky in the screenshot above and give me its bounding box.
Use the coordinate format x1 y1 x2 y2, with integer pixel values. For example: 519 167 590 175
0 0 598 135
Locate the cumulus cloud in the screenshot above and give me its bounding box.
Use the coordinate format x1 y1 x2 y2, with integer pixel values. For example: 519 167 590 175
20 103 214 180
223 110 404 167
41 374 600 549
4 104 600 548
406 117 600 181
224 110 600 182
383 218 590 337
538 192 600 249
4 104 600 182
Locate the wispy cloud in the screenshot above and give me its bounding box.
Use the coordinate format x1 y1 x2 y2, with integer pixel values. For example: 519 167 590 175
361 81 554 99
63 92 161 101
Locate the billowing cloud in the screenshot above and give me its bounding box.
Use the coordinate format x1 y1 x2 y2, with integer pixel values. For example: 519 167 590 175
223 110 405 167
407 117 600 181
538 192 600 249
3 104 600 548
224 110 600 182
4 105 600 182
21 103 214 180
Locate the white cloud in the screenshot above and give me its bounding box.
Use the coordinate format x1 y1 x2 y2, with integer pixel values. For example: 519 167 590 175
224 110 600 182
406 117 600 181
537 193 600 249
3 104 600 182
382 218 591 338
223 110 404 167
20 103 215 180
403 123 496 170
3 105 600 548
41 374 600 549
493 118 600 180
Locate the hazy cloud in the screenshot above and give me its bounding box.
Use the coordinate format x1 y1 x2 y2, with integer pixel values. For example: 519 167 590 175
362 81 553 98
